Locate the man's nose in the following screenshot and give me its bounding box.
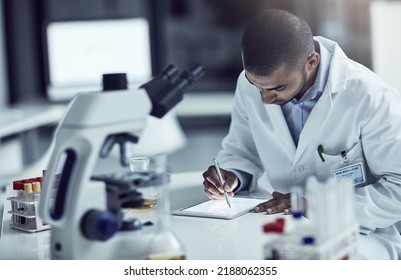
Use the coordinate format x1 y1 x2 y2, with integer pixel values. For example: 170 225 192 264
260 90 275 104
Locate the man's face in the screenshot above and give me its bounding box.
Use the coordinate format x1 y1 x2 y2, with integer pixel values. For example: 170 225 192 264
245 64 308 105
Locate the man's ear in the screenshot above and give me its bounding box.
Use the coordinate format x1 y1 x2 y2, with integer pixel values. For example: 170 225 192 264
307 52 320 70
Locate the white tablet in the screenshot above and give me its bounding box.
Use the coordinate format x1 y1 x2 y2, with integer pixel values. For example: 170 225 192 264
172 197 267 220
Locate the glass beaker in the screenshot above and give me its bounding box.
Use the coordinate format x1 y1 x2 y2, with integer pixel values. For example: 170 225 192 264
129 156 150 173
129 154 167 209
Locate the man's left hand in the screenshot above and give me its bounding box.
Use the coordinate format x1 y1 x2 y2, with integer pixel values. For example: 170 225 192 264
253 191 291 214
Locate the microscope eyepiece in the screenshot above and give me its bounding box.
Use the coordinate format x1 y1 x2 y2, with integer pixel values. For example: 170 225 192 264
102 73 128 91
159 64 179 81
140 64 205 118
185 63 206 82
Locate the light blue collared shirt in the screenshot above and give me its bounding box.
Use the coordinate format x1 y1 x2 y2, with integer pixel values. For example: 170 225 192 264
281 40 332 146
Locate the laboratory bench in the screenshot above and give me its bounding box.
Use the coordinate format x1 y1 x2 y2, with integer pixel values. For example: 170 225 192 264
0 171 277 260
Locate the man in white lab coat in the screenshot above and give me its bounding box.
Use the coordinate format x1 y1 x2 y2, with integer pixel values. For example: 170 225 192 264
202 8 401 259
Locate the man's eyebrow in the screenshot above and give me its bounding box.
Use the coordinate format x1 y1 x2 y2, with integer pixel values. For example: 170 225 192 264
245 74 286 91
265 85 286 91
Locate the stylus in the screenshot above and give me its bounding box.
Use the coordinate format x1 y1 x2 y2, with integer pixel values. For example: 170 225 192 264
213 158 232 208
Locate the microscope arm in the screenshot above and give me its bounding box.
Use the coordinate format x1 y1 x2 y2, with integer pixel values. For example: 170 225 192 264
100 133 139 166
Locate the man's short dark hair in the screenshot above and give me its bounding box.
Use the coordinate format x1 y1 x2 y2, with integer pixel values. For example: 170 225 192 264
241 9 314 76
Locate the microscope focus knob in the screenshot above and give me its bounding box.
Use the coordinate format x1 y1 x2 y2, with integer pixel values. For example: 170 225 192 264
81 210 118 241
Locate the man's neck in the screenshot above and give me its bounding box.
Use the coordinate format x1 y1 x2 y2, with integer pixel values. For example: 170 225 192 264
300 41 321 97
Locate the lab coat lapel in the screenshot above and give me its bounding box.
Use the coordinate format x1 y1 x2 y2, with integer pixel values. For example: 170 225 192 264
294 37 349 164
294 92 332 163
265 105 296 156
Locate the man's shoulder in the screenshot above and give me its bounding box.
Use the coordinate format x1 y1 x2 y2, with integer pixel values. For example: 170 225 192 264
238 70 246 80
346 59 397 93
236 70 253 92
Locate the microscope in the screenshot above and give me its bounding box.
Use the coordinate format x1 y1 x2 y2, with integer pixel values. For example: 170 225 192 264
38 64 205 259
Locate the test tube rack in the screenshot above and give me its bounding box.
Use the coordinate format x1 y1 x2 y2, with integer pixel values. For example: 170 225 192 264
7 195 50 233
312 222 359 260
306 177 359 260
263 177 359 260
7 176 50 233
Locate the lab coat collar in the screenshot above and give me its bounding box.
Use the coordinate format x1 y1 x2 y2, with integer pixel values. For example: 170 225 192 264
314 36 349 94
294 36 349 164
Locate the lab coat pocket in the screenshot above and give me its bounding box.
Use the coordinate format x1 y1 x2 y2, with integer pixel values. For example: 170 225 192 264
320 142 366 186
322 141 363 162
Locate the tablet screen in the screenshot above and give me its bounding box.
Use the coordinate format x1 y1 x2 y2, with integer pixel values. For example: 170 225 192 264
173 197 267 220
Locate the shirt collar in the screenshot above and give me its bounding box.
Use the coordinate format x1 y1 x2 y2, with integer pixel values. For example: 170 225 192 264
296 40 332 104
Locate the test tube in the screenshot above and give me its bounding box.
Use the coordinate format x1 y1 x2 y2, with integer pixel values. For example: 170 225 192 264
32 181 41 200
11 181 24 224
290 185 305 218
23 182 35 203
306 177 324 242
32 181 41 193
23 182 33 194
13 180 24 196
262 218 286 260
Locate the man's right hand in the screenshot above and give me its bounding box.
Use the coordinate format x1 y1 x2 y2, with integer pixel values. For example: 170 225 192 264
202 165 239 200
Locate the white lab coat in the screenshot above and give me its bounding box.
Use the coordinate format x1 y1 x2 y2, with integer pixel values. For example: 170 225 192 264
218 36 401 259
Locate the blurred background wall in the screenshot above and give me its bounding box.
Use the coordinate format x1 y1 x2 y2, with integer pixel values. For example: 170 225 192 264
0 0 399 173
0 0 384 103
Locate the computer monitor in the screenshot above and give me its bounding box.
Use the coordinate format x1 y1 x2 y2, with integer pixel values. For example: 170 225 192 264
44 18 152 101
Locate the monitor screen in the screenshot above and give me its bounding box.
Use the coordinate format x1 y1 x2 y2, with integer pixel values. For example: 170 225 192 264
45 18 152 101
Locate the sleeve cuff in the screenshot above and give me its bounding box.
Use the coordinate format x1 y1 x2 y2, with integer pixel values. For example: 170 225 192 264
228 169 253 193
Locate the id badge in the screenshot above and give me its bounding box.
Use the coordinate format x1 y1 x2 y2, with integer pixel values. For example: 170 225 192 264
331 161 366 185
